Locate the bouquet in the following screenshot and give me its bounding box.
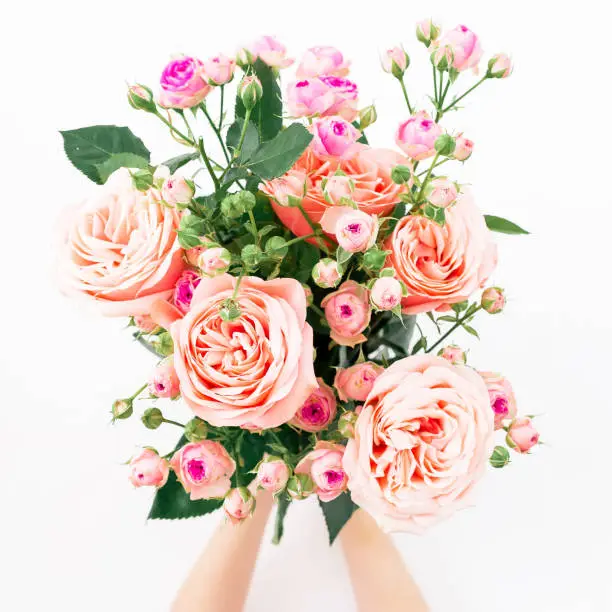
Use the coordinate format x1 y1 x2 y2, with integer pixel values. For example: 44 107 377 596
58 19 539 543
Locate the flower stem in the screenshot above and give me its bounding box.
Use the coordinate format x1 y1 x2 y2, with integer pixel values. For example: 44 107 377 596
296 202 331 255
416 158 449 177
154 111 194 146
218 85 225 132
234 108 252 159
130 383 148 401
426 306 482 354
162 418 185 428
399 78 413 114
200 103 231 164
416 152 440 203
433 66 439 107
198 138 221 191
441 76 488 114
248 209 260 246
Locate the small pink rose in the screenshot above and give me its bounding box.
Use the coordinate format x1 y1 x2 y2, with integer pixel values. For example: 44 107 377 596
128 448 169 488
424 177 459 208
159 55 211 109
322 174 355 205
295 441 347 502
255 456 290 493
321 280 371 347
479 371 517 429
311 117 361 159
287 77 358 121
454 133 474 161
265 169 308 207
334 361 384 402
197 247 232 278
133 314 159 333
312 258 343 288
381 47 409 76
438 344 467 365
148 357 181 399
488 53 513 79
162 174 194 206
396 111 443 160
438 25 483 72
251 36 293 68
223 487 255 524
173 269 202 314
290 378 337 432
416 18 441 45
370 276 403 310
297 46 350 79
320 207 378 253
507 417 539 453
481 286 505 314
203 54 236 85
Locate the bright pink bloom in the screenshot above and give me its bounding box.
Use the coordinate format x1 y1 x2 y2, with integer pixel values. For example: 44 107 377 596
297 46 350 78
370 277 403 310
128 448 169 488
396 111 442 160
321 281 371 347
479 371 518 429
287 77 358 121
203 54 236 85
159 55 211 108
507 417 539 453
334 361 384 402
320 206 378 253
296 441 348 502
173 269 202 314
311 117 361 158
148 357 181 398
290 378 337 432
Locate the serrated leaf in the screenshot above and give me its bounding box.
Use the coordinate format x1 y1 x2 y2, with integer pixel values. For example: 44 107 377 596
96 153 150 183
163 151 199 173
319 492 358 545
423 203 446 225
484 214 529 235
60 125 150 184
226 119 260 161
336 246 353 266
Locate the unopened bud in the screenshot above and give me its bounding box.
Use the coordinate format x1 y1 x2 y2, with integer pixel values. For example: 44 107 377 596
391 164 412 184
112 398 133 421
265 236 289 259
362 247 390 273
338 411 358 438
149 331 174 356
184 417 209 442
359 105 377 130
236 190 257 212
489 445 511 468
434 134 456 157
287 473 315 500
416 18 441 47
142 407 164 430
437 344 467 365
239 75 263 111
481 287 506 314
242 244 264 269
127 84 157 113
221 194 245 219
487 54 513 79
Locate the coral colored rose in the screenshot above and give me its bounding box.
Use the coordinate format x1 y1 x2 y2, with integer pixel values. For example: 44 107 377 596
264 145 407 240
312 258 343 288
507 417 539 453
149 357 181 398
171 440 235 500
159 55 211 108
128 448 169 488
479 371 518 429
386 190 497 314
290 378 337 432
297 46 350 78
251 36 293 68
287 77 358 121
170 275 317 428
197 247 231 278
454 133 474 161
438 25 483 72
223 487 255 524
424 177 459 208
488 53 513 78
438 344 467 365
370 276 403 310
381 47 409 75
296 441 348 502
264 169 308 207
58 168 184 316
321 281 371 347
396 111 442 160
173 269 201 314
162 175 194 206
320 206 378 253
311 117 361 159
334 361 384 402
203 54 236 85
255 456 290 493
343 355 494 533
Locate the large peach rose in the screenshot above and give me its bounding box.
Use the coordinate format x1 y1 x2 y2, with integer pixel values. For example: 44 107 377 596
170 274 317 429
386 190 496 314
263 144 408 239
59 168 184 316
343 355 494 533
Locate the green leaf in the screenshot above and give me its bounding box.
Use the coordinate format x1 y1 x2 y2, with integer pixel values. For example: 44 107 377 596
336 246 353 266
235 59 282 142
281 240 319 283
354 121 368 145
60 125 150 184
226 119 260 161
96 153 149 183
484 214 529 235
233 430 267 487
423 203 446 225
272 494 291 545
163 151 199 173
365 312 416 360
462 324 480 338
319 492 359 545
177 214 207 248
244 124 313 180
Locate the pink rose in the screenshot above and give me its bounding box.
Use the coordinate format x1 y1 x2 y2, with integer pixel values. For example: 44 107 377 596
296 441 348 502
223 487 255 524
170 275 317 428
319 76 359 120
59 168 184 316
320 206 378 253
197 247 232 278
159 55 212 108
321 281 371 347
173 269 201 314
396 111 442 160
386 190 497 313
438 344 467 365
438 25 483 72
454 133 474 161
255 456 290 493
297 46 350 78
162 174 194 206
334 361 384 402
312 258 343 288
424 177 459 208
481 286 506 314
416 18 441 46
128 448 169 488
148 357 181 399
488 53 513 78
171 440 235 500
479 371 518 429
133 314 159 333
370 276 403 311
322 174 355 205
264 169 308 207
343 355 494 532
311 117 361 159
290 378 337 432
287 77 358 121
251 36 293 68
507 417 539 453
203 54 236 85
381 47 409 76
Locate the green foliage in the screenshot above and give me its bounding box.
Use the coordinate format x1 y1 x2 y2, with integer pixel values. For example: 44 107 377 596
177 214 207 248
226 119 260 161
319 492 359 545
96 153 149 183
163 151 199 173
484 214 529 235
280 239 319 283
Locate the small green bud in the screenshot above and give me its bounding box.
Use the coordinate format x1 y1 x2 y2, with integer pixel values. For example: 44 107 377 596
184 417 209 442
112 398 133 421
142 407 164 430
236 190 257 212
481 287 506 314
489 445 511 468
434 134 456 157
238 75 263 111
130 168 155 192
265 236 289 259
220 194 245 219
287 473 315 500
391 165 412 184
338 411 358 438
359 104 378 130
241 244 264 268
127 84 157 113
220 298 242 321
362 247 389 273
150 331 174 356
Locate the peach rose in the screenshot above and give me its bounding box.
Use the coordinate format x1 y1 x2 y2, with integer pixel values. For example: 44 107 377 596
343 355 494 533
334 361 384 402
386 190 497 314
170 274 317 428
321 281 371 347
479 371 517 429
128 448 169 488
506 417 539 453
320 206 378 253
171 440 235 500
296 441 348 502
59 168 184 316
296 46 350 78
148 357 180 399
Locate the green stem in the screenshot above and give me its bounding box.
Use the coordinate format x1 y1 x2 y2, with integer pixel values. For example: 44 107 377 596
416 152 440 203
436 78 452 122
279 233 319 249
437 71 444 107
426 307 482 354
129 383 148 401
399 78 413 114
272 495 291 545
433 66 439 107
201 103 231 165
197 138 221 191
441 76 488 114
232 273 245 300
162 418 185 428
417 158 449 177
154 111 194 146
309 303 326 319
248 209 259 246
296 202 331 255
234 108 252 159
218 85 225 132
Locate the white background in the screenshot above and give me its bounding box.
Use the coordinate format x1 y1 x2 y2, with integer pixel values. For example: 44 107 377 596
1 1 611 610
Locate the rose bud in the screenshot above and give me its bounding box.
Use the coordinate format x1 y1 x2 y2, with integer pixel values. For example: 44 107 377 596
430 44 454 71
287 473 315 500
453 133 474 161
251 36 294 69
312 258 343 289
219 298 241 322
381 47 410 79
416 18 441 47
320 206 378 253
423 177 459 208
370 276 403 311
437 25 483 73
220 193 245 218
112 398 133 421
437 344 467 365
133 314 159 333
236 47 256 68
197 247 232 278
359 104 377 129
296 45 350 79
311 117 361 159
265 169 308 207
149 331 174 356
295 441 348 502
487 53 513 79
127 84 156 113
391 164 412 184
362 247 390 273
173 269 202 314
162 175 195 207
337 410 359 438
223 487 255 524
141 407 164 430
506 417 540 454
265 236 289 260
158 55 211 109
290 378 337 432
434 134 456 157
396 111 442 160
302 284 314 306
128 448 170 488
242 244 264 270
334 361 384 402
148 357 180 399
184 417 209 442
489 445 511 468
238 75 263 110
255 456 291 494
203 53 236 86
321 281 371 347
479 371 517 429
322 174 355 205
481 286 506 314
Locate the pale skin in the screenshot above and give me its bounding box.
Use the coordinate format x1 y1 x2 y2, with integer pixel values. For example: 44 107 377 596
171 492 429 612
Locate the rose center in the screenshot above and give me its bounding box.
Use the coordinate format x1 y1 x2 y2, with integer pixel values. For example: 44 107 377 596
492 396 509 415
324 469 345 487
339 304 353 317
346 223 362 234
187 459 207 482
303 401 327 424
332 121 346 136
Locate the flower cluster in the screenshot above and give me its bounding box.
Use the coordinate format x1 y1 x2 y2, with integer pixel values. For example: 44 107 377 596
59 22 537 540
